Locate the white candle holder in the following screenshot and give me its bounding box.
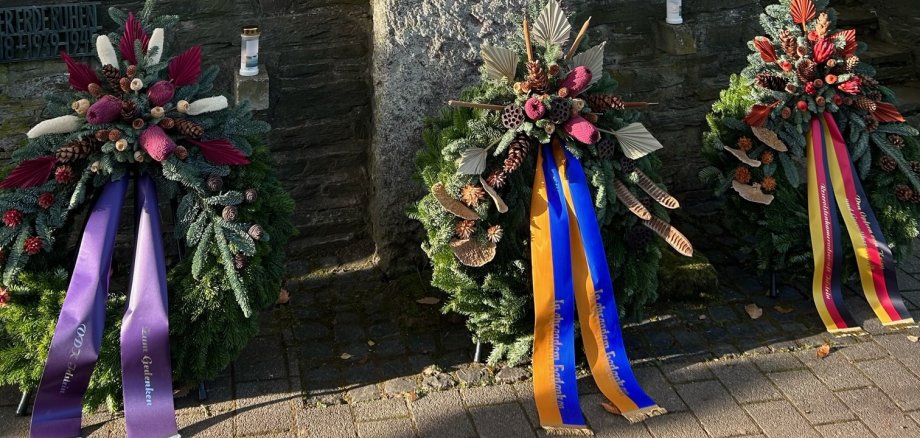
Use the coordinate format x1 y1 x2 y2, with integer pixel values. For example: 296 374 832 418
666 0 683 25
240 26 260 77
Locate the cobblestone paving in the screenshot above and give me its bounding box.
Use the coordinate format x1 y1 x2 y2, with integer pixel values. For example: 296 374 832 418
3 252 920 437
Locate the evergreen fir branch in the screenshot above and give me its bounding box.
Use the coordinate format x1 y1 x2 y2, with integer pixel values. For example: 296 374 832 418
778 151 801 187
205 192 244 206
873 133 920 192
191 224 213 279
213 222 252 317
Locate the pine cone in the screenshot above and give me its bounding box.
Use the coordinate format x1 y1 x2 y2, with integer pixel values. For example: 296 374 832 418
455 219 477 239
549 97 572 125
174 119 204 138
222 205 238 222
460 184 486 207
864 115 879 132
501 105 525 129
526 61 548 94
174 145 189 160
503 135 532 173
620 157 637 174
101 64 122 93
910 161 920 175
879 155 897 172
779 30 798 58
233 253 248 270
596 137 616 160
866 90 883 102
23 236 42 256
797 59 817 83
845 56 860 72
895 184 914 202
206 174 223 192
3 209 23 227
121 100 137 121
755 73 788 91
56 139 96 163
248 224 264 241
888 134 906 149
55 165 74 184
626 226 653 250
245 188 258 203
859 75 880 88
585 95 625 112
486 169 507 189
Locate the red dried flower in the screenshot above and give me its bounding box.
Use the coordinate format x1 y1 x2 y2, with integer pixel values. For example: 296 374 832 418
804 82 817 95
23 236 43 255
761 176 777 192
813 38 835 64
3 209 23 228
86 95 123 125
837 77 862 95
55 165 74 184
37 192 55 209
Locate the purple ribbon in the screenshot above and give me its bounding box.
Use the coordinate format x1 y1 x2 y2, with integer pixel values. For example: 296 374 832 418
30 175 179 437
30 178 128 438
120 173 178 437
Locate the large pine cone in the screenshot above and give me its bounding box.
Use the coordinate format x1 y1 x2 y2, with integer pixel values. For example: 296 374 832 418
845 56 860 72
585 94 625 112
174 119 204 138
121 100 137 121
879 155 897 172
895 184 914 202
755 73 788 91
889 134 906 149
486 169 507 189
855 96 878 112
864 115 879 132
503 135 533 173
797 59 817 83
549 98 572 124
779 30 798 59
526 61 548 94
56 139 96 163
102 64 122 94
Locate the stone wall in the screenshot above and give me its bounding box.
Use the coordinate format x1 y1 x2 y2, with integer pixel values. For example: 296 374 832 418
0 0 375 276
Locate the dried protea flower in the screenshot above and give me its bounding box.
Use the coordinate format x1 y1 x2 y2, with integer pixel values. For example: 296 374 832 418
130 78 144 91
159 117 175 129
95 129 110 142
115 139 128 151
87 83 103 96
138 125 175 161
486 225 503 243
147 80 175 106
86 95 122 125
177 100 190 113
72 99 90 114
150 106 165 118
108 129 121 141
133 151 145 162
455 219 476 239
174 145 189 160
132 118 145 129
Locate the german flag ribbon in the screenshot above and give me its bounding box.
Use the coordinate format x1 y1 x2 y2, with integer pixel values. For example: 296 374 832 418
531 139 664 434
806 112 914 334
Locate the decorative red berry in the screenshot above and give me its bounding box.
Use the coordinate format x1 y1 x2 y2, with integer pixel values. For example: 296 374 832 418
23 236 42 255
55 165 74 184
3 209 23 228
797 101 809 111
37 193 55 209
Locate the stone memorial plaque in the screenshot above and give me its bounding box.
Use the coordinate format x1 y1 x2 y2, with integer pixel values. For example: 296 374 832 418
0 3 100 63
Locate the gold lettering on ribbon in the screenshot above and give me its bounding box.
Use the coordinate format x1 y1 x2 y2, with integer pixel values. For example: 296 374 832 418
552 300 567 410
593 289 631 395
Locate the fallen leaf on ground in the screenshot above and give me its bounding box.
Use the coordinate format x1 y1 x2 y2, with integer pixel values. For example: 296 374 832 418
276 288 290 305
907 335 919 343
601 402 621 415
367 340 376 346
416 297 440 305
774 304 794 314
816 343 831 359
340 353 353 360
745 304 763 320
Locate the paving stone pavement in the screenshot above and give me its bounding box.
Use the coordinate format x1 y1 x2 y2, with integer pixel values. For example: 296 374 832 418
3 252 920 437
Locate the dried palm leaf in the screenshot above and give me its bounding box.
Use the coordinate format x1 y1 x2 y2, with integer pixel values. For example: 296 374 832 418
725 146 762 167
635 170 679 209
790 0 816 29
571 42 605 85
457 147 488 175
642 217 693 257
432 183 479 220
480 176 509 213
751 126 788 152
732 180 775 205
874 102 906 123
612 123 664 160
481 45 518 81
833 29 858 58
613 180 651 220
532 0 571 48
450 239 497 267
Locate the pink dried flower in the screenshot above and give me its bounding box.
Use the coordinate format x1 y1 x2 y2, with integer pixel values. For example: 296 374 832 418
558 66 592 97
139 125 177 161
86 95 123 125
563 114 600 145
524 97 546 120
147 80 176 106
837 77 862 95
0 288 10 308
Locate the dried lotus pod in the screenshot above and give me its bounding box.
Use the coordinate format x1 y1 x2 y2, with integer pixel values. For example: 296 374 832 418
634 170 679 209
642 216 693 257
613 180 651 220
431 183 479 220
450 238 497 267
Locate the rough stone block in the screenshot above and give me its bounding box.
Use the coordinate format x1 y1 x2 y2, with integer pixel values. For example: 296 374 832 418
234 67 270 111
410 390 476 438
743 400 819 438
768 369 855 424
674 380 760 437
654 21 697 55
